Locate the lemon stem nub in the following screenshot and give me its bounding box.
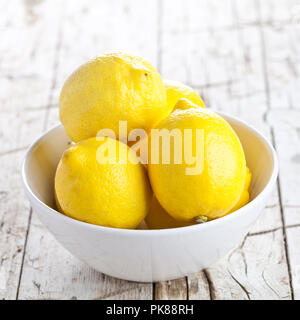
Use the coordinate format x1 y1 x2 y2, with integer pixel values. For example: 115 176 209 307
195 215 208 224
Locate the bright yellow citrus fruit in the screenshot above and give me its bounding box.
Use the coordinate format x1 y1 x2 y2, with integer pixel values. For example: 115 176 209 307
229 167 252 213
148 99 247 221
164 80 206 111
146 168 251 229
60 52 169 142
55 137 152 229
145 196 195 229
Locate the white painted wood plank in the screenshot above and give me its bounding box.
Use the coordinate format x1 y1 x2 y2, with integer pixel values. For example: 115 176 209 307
0 109 45 155
155 278 187 300
284 207 300 227
258 0 300 301
0 0 63 153
187 272 211 300
286 226 300 299
45 106 59 130
270 120 300 208
269 112 300 299
265 25 300 110
258 0 300 24
0 151 30 300
161 0 235 85
0 0 63 111
0 0 63 300
234 0 258 25
204 230 291 300
250 206 282 234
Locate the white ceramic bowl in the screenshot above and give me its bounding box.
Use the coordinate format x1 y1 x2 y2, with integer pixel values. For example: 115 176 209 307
21 113 278 282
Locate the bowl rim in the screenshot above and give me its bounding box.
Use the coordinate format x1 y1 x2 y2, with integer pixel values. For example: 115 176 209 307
21 111 279 236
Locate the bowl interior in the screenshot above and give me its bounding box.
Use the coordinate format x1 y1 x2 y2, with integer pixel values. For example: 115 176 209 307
23 115 275 220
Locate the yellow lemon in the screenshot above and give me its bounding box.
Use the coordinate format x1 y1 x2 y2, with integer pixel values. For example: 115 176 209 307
229 167 252 213
148 99 247 221
146 168 251 229
145 196 195 229
55 137 152 229
60 52 169 142
147 167 251 229
164 80 206 111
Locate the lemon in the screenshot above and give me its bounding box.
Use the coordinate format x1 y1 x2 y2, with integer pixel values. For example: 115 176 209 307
229 167 252 213
55 137 152 229
164 80 206 111
147 168 251 229
60 52 169 142
148 99 247 221
145 196 195 229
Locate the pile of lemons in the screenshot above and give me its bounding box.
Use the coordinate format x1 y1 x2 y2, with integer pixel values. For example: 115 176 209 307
55 52 251 230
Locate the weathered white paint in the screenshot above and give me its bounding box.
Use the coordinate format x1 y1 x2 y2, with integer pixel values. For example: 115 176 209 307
0 0 298 300
0 0 64 300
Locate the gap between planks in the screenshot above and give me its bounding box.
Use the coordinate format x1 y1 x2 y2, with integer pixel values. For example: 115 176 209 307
15 208 33 300
270 128 295 300
15 3 65 300
255 0 294 299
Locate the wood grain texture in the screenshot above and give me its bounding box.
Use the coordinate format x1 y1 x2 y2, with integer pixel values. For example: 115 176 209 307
155 278 188 300
0 151 31 300
0 0 63 300
211 230 291 300
0 0 298 300
286 226 300 299
259 0 300 298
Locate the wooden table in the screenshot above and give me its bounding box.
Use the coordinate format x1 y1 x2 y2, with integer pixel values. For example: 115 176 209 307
1 0 299 300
